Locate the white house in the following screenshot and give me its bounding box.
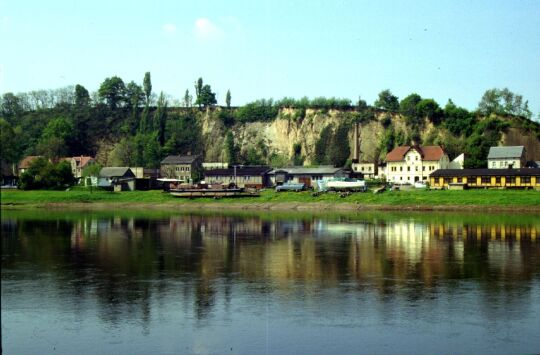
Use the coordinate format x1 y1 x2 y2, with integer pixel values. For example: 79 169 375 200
487 146 526 169
386 145 450 183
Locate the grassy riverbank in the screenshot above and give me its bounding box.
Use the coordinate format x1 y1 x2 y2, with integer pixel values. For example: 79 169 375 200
1 188 539 211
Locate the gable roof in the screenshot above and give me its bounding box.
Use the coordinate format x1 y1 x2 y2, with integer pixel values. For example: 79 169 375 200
386 146 446 162
18 156 44 169
487 146 524 159
72 156 95 168
268 166 344 175
161 155 200 165
204 166 271 177
99 167 135 178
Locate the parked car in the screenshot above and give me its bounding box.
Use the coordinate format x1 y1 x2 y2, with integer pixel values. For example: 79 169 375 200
276 182 305 192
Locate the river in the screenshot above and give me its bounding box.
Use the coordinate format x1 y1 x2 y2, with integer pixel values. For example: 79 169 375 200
2 209 540 354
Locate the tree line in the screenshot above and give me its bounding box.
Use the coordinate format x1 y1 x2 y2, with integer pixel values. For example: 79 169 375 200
1 72 538 173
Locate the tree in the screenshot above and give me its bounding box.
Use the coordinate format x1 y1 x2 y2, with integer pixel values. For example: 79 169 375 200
477 88 532 118
417 98 442 124
328 123 350 167
19 158 75 190
153 92 167 145
1 93 23 121
183 89 192 108
74 84 90 108
226 89 231 108
36 117 74 159
357 97 368 111
374 89 399 111
314 124 334 164
399 93 422 118
143 72 152 105
0 119 18 163
98 76 126 110
194 78 203 109
198 84 217 108
224 131 238 164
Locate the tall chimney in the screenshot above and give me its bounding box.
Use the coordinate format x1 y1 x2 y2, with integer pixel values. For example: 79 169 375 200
354 123 360 162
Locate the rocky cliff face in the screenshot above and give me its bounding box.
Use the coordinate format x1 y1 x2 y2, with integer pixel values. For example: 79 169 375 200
200 108 539 164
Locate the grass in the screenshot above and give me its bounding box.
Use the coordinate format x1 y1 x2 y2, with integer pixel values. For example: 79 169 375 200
1 188 539 208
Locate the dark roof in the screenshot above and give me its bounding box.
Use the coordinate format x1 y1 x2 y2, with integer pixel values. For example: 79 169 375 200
161 155 200 165
99 167 135 178
204 166 271 177
487 146 524 159
268 166 344 175
430 168 540 177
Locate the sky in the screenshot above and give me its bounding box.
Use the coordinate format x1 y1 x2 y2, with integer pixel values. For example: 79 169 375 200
1 0 539 114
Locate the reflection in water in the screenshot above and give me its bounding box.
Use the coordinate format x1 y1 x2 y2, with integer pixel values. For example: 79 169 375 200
2 211 540 353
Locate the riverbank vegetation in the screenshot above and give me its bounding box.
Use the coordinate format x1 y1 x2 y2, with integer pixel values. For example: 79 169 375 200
1 189 539 209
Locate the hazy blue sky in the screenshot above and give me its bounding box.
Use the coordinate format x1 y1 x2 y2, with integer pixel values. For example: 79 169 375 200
1 0 539 113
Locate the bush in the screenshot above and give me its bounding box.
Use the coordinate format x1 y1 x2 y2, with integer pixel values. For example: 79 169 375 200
19 158 75 190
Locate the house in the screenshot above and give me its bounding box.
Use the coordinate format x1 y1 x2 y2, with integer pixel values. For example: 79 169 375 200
160 155 202 183
487 146 526 169
98 167 136 191
429 168 540 190
351 162 384 179
18 156 44 175
386 145 450 183
202 162 229 170
267 166 348 188
204 166 271 188
60 156 96 179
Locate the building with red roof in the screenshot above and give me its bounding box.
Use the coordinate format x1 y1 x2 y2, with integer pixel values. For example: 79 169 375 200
385 145 450 183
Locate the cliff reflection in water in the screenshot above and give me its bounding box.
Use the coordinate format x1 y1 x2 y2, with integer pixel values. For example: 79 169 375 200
2 212 540 325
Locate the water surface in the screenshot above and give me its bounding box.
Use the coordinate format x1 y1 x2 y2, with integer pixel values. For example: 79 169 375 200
2 210 540 354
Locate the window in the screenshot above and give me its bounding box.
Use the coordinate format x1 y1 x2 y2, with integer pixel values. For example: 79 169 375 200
400 167 403 171
481 177 490 184
407 167 410 171
457 177 462 183
422 166 425 171
507 177 516 184
415 156 418 161
415 167 418 171
522 177 531 184
495 177 501 184
444 178 452 184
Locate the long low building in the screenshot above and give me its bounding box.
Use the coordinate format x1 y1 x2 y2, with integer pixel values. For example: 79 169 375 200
267 166 349 188
430 168 540 189
203 166 271 188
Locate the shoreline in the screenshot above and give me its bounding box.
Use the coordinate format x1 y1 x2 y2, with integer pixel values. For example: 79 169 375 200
2 201 540 213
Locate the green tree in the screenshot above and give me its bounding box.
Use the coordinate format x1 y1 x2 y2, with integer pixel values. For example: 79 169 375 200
417 98 442 124
19 158 75 190
142 131 162 168
98 76 126 110
74 84 90 108
328 123 350 167
198 84 217 108
1 93 23 122
314 124 334 164
226 89 231 108
153 92 167 145
194 78 203 109
0 119 18 163
477 88 532 118
224 131 238 164
374 89 399 111
143 72 152 105
183 89 192 108
399 93 422 119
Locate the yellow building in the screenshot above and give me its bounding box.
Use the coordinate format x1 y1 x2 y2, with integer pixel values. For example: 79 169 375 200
429 168 540 189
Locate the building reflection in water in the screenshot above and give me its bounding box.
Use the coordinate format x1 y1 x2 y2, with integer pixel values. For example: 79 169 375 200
2 212 539 328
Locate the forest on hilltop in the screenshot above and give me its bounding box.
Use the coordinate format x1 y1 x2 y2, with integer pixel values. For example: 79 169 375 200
1 72 539 173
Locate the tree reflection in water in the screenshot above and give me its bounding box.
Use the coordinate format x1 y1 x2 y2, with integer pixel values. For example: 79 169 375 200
2 210 540 352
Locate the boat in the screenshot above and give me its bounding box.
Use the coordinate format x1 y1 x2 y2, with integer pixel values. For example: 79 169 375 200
323 178 367 192
169 183 259 198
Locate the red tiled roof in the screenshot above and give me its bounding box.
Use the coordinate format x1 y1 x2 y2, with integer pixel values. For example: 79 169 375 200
72 156 95 168
386 146 445 162
18 156 43 169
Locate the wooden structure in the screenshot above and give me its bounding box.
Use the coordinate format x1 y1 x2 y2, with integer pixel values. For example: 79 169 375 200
203 166 271 189
429 168 540 189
